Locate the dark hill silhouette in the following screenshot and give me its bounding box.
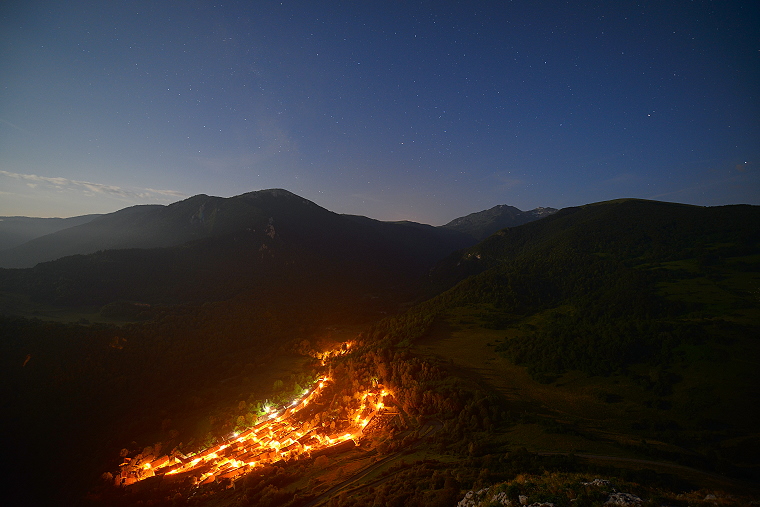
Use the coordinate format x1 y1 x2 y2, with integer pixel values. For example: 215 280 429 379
0 189 476 306
428 198 760 294
0 189 477 269
0 195 554 269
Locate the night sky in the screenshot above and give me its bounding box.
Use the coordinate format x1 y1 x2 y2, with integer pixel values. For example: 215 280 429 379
1 1 758 224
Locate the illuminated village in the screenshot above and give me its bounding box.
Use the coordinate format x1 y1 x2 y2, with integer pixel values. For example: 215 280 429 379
113 342 394 490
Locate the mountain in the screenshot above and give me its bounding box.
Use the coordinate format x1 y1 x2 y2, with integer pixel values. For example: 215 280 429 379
442 204 557 241
0 189 476 307
0 189 476 270
0 189 472 268
444 198 757 276
0 196 549 270
0 214 101 251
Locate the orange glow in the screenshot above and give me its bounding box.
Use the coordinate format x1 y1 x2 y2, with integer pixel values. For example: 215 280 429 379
114 348 392 489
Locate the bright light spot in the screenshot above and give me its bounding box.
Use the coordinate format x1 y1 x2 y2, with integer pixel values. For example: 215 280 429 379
116 352 389 488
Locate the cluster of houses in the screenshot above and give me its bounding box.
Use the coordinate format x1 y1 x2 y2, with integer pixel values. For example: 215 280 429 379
114 380 392 489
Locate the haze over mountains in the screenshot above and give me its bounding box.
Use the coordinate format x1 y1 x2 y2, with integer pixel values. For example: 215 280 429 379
0 189 555 269
0 214 101 251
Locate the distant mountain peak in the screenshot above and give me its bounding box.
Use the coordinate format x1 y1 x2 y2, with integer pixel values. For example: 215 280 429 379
444 204 522 229
442 204 557 240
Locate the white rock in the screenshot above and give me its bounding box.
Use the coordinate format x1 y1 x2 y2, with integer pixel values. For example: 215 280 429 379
457 487 492 507
582 478 611 487
490 491 513 506
605 492 643 506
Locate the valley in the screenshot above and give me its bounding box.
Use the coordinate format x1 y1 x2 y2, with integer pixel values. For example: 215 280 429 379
1 193 759 506
4 0 757 504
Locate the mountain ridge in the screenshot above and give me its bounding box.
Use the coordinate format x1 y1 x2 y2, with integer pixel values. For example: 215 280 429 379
0 189 475 307
0 190 554 268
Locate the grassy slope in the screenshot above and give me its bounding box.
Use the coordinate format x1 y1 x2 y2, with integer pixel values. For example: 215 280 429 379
413 304 759 479
397 200 760 490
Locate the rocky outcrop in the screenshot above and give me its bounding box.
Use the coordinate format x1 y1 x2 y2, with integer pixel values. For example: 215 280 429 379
456 487 555 507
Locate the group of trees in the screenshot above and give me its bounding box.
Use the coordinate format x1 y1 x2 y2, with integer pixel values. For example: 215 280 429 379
498 314 709 381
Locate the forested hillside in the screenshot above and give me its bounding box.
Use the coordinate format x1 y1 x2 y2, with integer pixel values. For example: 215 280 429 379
364 199 760 488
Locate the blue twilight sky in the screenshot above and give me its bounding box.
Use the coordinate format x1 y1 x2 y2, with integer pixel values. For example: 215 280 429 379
1 1 758 225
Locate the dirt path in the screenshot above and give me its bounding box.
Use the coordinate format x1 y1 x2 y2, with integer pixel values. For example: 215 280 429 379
303 422 442 507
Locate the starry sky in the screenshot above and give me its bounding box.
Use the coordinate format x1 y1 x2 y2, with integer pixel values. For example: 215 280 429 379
1 1 758 225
